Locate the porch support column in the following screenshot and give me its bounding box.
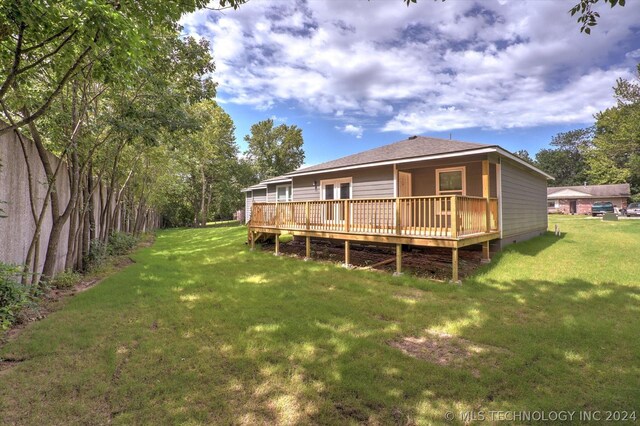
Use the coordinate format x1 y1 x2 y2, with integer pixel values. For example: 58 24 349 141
250 231 255 251
344 240 351 267
305 236 311 260
482 160 491 232
394 244 403 276
482 241 491 263
274 234 280 256
451 247 460 283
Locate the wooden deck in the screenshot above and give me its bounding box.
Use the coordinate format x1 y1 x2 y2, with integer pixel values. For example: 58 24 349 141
248 195 500 281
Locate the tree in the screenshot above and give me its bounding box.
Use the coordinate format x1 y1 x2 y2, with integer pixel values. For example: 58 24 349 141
535 149 588 186
534 128 591 185
587 64 640 193
513 149 535 164
244 119 305 180
569 0 626 34
184 101 237 227
0 0 244 136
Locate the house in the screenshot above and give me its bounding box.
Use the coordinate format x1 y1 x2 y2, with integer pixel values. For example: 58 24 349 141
242 136 552 281
547 184 630 214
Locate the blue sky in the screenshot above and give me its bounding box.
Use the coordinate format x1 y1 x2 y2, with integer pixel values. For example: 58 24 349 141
181 0 640 167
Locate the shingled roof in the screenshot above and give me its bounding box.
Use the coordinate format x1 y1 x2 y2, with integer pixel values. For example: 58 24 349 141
288 136 493 175
547 184 630 199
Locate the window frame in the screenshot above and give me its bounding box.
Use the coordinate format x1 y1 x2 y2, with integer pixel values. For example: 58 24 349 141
435 166 466 195
320 177 353 200
275 184 292 202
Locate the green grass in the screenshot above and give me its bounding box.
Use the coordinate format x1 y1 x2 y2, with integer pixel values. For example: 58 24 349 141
1 217 639 424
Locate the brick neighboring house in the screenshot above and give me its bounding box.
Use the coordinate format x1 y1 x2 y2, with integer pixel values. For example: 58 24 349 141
547 184 631 214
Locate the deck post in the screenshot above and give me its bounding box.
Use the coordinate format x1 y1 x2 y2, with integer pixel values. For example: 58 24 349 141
344 200 350 232
250 231 255 251
482 241 491 263
451 247 460 283
394 243 402 276
451 196 458 238
305 201 310 230
274 234 280 256
344 240 351 267
305 236 311 260
482 160 490 232
395 198 401 235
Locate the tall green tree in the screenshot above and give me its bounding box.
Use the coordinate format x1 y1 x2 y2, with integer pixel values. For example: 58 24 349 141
535 127 592 185
0 0 246 135
184 101 238 227
587 64 640 193
244 119 305 180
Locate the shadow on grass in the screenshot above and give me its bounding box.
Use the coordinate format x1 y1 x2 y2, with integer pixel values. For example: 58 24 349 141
494 231 565 257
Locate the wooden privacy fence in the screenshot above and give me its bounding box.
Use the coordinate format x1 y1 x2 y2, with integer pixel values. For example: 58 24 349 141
250 195 499 239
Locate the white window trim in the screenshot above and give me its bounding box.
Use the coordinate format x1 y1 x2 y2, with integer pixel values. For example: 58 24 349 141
275 184 292 202
435 166 466 195
320 177 353 200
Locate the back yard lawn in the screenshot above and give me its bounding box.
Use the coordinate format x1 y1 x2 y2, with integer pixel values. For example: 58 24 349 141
1 217 639 424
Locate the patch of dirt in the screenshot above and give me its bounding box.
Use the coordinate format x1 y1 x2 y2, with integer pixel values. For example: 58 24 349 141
0 357 25 376
113 256 135 269
388 331 510 376
334 402 369 422
262 238 483 280
137 233 157 248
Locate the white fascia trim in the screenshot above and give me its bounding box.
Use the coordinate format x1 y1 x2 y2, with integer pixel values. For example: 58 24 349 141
262 178 292 184
241 185 267 192
286 147 498 177
547 194 592 199
495 148 554 180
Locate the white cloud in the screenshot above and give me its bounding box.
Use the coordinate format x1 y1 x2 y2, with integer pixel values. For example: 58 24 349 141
270 114 287 123
337 124 364 138
181 0 640 132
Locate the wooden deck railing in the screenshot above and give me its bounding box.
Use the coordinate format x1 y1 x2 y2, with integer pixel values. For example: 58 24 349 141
250 195 499 239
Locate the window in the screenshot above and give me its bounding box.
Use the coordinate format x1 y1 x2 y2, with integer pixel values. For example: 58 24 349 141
547 200 559 208
320 177 352 222
436 167 465 195
276 185 292 202
320 178 352 200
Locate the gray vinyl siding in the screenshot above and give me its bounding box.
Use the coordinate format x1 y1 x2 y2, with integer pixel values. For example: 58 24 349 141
292 165 394 200
245 192 252 223
500 157 548 240
246 189 266 223
267 185 276 202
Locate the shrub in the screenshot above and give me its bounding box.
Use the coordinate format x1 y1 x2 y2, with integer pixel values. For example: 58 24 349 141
0 263 28 331
50 271 81 289
84 239 108 272
107 232 138 256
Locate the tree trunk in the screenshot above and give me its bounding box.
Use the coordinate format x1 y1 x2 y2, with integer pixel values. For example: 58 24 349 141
200 165 207 227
